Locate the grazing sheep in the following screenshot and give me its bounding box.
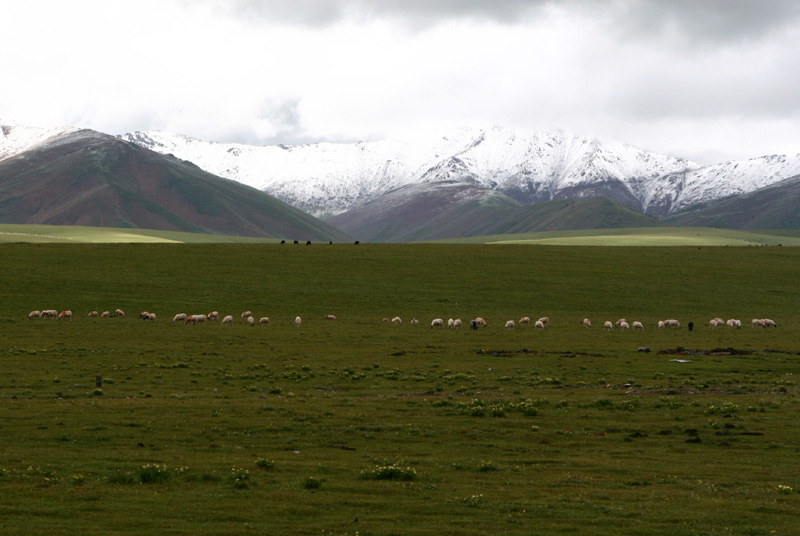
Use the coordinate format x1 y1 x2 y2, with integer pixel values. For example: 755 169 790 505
221 315 234 325
583 318 592 328
101 311 111 318
604 321 614 331
247 316 255 326
259 317 270 325
115 309 126 318
208 311 219 321
763 318 776 327
504 320 516 330
295 316 302 327
430 318 444 329
58 310 73 321
172 313 188 323
382 318 390 322
619 321 630 330
392 316 402 324
453 319 462 329
325 314 336 320
519 316 531 325
615 318 627 326
709 318 721 329
447 318 455 328
87 311 98 318
632 321 644 331
410 318 419 324
470 319 479 330
534 320 545 330
537 317 550 326
752 318 763 328
657 320 665 330
474 317 487 327
28 310 41 319
664 319 681 329
141 312 156 321
40 310 58 319
241 311 252 320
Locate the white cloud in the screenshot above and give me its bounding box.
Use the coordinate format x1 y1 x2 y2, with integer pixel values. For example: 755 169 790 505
2 0 799 163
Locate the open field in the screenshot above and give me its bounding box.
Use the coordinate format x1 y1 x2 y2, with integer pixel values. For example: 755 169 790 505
431 227 800 246
1 243 799 535
0 224 278 244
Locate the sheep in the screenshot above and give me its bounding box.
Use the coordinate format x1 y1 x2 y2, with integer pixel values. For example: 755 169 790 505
172 313 188 323
28 310 41 319
247 316 255 326
709 318 721 329
115 309 126 318
295 316 302 327
194 314 207 324
392 316 402 324
382 318 390 322
241 311 252 320
519 316 531 325
141 312 156 321
40 310 57 319
87 311 98 318
615 318 627 326
453 319 462 329
583 318 592 328
101 311 111 318
632 321 645 331
430 318 444 329
325 314 336 320
447 318 455 328
221 315 234 325
259 317 270 325
619 321 630 330
664 319 680 328
58 310 73 321
537 317 550 326
604 321 614 331
410 318 419 324
474 317 487 327
208 311 219 321
504 320 516 330
763 318 777 328
470 319 479 330
534 320 545 330
657 320 665 330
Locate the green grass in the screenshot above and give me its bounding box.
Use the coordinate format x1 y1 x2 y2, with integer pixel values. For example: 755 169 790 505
1 243 799 535
431 227 800 246
0 224 280 243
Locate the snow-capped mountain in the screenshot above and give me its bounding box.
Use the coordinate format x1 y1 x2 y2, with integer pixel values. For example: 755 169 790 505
120 127 800 219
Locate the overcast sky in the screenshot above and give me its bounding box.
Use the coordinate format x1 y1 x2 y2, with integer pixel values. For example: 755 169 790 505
3 0 800 163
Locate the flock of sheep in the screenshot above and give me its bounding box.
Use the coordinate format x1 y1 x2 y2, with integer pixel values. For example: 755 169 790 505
27 309 778 331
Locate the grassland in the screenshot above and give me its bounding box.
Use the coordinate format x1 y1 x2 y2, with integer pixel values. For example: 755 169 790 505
0 224 278 244
1 243 799 535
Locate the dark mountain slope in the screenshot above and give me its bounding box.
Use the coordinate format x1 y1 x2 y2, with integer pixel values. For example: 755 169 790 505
663 174 800 230
0 129 351 241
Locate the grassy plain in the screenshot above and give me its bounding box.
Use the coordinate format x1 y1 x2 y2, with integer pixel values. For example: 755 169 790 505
1 242 799 535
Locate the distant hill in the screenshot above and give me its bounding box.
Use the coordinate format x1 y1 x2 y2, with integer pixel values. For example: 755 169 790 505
663 174 800 230
0 128 351 241
327 180 662 242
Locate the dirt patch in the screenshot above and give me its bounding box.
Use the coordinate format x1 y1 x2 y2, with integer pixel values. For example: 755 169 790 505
658 347 757 356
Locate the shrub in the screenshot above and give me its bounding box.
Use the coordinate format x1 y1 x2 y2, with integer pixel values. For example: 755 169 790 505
360 462 417 481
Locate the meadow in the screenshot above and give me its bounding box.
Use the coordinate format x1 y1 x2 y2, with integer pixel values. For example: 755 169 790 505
1 242 799 535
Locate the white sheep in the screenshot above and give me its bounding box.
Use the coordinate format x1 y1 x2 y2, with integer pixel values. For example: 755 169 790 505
58 310 73 321
583 318 592 328
447 318 455 328
410 318 419 324
115 309 126 318
657 320 665 330
101 311 111 318
325 314 337 320
221 315 234 325
504 320 516 330
208 311 219 321
534 320 545 330
763 318 776 327
453 319 462 329
173 313 188 323
241 311 252 320
259 317 270 325
28 310 41 319
632 321 644 330
537 317 550 326
87 311 98 318
475 317 487 327
247 316 255 326
430 318 444 329
519 316 531 325
295 316 302 327
619 321 630 330
392 316 402 324
604 321 614 331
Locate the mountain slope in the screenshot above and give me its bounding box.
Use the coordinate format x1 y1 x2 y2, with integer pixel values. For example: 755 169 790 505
663 174 800 229
121 127 800 220
328 179 662 242
0 127 351 241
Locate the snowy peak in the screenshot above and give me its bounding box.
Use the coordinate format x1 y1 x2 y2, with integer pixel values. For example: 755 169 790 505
121 127 711 217
0 123 83 161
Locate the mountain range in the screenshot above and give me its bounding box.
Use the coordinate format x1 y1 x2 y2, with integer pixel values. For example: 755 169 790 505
2 121 799 242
